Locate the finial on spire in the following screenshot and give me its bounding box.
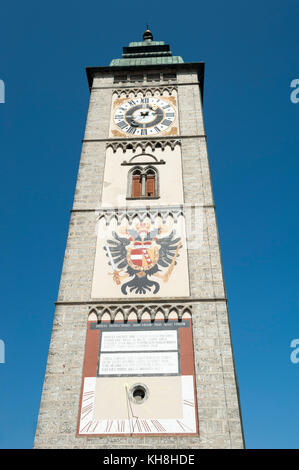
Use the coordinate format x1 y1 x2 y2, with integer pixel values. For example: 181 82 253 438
143 27 153 41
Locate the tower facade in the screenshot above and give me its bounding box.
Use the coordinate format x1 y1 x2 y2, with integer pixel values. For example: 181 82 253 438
34 30 244 449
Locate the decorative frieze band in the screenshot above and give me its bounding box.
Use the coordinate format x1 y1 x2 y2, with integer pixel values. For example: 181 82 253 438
88 304 192 323
106 139 181 153
112 86 177 98
96 205 184 225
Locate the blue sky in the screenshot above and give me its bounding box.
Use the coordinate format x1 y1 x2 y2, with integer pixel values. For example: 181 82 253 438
0 0 298 449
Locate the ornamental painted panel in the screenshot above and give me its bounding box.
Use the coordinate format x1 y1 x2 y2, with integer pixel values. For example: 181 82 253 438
109 93 179 139
77 318 198 436
91 215 190 299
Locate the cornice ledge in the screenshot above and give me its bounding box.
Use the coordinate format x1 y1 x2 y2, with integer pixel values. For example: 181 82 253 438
55 297 227 305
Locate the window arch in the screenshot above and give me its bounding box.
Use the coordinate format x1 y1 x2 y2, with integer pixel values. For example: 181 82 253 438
127 166 159 199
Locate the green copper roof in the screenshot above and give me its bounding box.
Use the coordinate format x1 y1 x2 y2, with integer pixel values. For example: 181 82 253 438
109 29 184 67
110 56 184 66
128 41 165 47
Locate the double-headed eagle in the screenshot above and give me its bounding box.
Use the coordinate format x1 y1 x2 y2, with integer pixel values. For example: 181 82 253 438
104 222 182 295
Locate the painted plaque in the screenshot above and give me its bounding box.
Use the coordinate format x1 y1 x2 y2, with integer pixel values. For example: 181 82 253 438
99 352 179 375
100 330 178 352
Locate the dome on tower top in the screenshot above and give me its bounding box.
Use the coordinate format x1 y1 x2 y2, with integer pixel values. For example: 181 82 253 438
143 28 153 41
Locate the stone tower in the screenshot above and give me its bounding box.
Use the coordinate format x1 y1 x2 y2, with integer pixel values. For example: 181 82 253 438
34 29 244 449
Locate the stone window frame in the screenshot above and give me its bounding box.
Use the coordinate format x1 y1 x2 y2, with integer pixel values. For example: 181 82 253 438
126 164 160 200
113 74 128 83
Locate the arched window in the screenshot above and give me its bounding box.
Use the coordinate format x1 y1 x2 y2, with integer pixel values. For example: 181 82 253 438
131 169 142 198
128 166 159 199
145 169 156 197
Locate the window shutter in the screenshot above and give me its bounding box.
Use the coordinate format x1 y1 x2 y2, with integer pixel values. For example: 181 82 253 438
132 174 142 198
145 174 155 197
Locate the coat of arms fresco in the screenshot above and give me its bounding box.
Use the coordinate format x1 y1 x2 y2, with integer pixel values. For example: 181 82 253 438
104 222 182 295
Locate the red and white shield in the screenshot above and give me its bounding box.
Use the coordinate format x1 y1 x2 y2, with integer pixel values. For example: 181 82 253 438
127 241 159 271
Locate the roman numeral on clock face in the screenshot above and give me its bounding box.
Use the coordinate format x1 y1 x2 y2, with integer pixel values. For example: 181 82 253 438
127 126 136 134
161 119 173 127
117 121 128 130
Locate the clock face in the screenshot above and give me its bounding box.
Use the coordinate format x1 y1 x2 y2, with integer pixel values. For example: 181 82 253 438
113 97 176 136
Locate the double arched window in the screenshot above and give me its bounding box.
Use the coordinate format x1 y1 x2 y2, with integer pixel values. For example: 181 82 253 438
128 166 159 199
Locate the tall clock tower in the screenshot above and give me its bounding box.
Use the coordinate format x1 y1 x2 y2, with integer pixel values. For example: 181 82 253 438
34 29 244 449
